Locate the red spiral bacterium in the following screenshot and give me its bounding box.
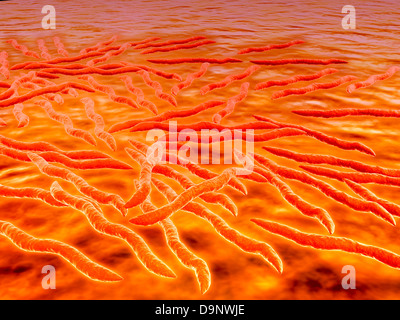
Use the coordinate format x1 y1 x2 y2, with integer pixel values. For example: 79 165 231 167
158 219 211 293
126 147 238 216
87 37 161 56
138 189 211 293
0 51 10 79
79 75 139 109
21 81 64 105
36 71 60 80
10 51 104 70
255 68 339 90
0 145 131 170
96 37 160 52
344 180 400 218
87 43 133 66
80 35 118 55
32 65 180 81
6 39 40 59
152 178 283 274
50 181 176 278
0 82 95 108
128 37 162 47
120 76 158 114
252 164 335 234
271 75 357 99
36 100 97 146
0 70 8 80
12 102 29 128
300 164 400 189
128 139 247 196
212 82 250 123
160 127 306 144
137 70 177 107
250 58 348 66
147 58 243 64
63 88 79 97
0 81 11 88
81 97 118 151
33 65 139 76
129 167 245 226
30 77 54 86
28 153 128 216
252 153 396 225
171 63 209 96
0 183 66 207
253 114 376 156
0 72 36 101
263 146 400 178
11 71 37 89
238 39 305 55
21 61 180 80
127 64 182 81
129 120 278 132
124 147 159 209
0 219 122 282
7 84 29 128
347 66 400 93
135 36 206 50
21 62 122 71
0 135 110 160
293 108 400 119
201 66 260 95
251 219 400 269
47 149 112 160
109 100 224 133
140 39 216 54
0 134 111 160
53 37 69 57
37 39 52 60
12 71 37 88
30 77 78 98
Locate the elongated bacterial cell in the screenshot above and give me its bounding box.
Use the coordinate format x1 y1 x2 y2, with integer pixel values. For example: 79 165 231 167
1 33 400 298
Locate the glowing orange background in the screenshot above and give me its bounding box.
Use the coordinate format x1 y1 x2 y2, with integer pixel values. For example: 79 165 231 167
1 0 400 300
